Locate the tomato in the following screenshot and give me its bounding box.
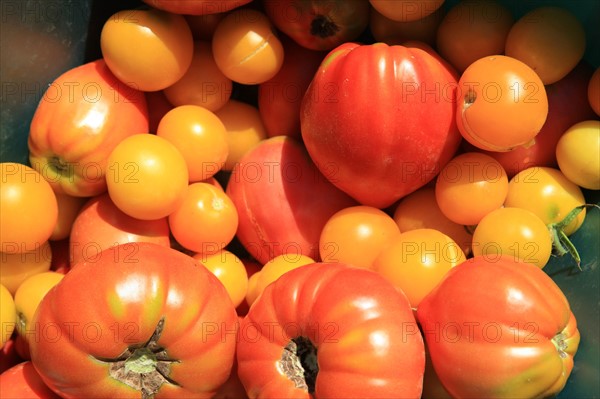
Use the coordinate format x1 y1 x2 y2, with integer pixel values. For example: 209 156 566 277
49 193 87 242
319 205 400 270
370 6 443 47
169 182 238 254
142 0 252 16
27 59 149 197
69 192 171 267
1 242 52 295
106 133 189 221
456 55 549 151
185 13 225 40
215 100 268 172
0 163 58 254
156 105 229 182
0 361 60 399
589 67 600 116
435 152 509 226
472 207 553 269
146 91 175 134
505 167 586 236
30 242 237 398
263 0 370 51
237 262 425 398
193 250 248 308
0 338 22 374
369 0 444 22
505 6 586 85
212 9 284 85
436 0 514 73
100 8 194 92
301 42 461 208
393 186 472 256
0 284 16 349
373 228 465 309
417 255 580 398
555 120 600 190
163 41 232 112
245 253 315 307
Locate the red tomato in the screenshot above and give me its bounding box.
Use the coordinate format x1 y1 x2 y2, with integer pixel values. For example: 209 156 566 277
0 361 60 399
0 338 23 374
142 0 252 15
417 255 579 398
30 243 237 398
237 262 425 398
301 42 462 208
27 60 149 197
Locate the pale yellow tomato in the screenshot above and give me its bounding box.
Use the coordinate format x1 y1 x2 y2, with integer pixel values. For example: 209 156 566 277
556 120 600 190
194 250 248 308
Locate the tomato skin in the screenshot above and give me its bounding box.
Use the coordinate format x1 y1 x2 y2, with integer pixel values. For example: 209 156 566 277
142 0 252 15
27 60 149 197
555 120 600 190
30 242 237 399
237 262 425 398
301 42 461 208
417 255 580 399
0 361 60 399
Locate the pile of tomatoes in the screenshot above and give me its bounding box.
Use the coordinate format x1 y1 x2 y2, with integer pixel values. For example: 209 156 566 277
1 0 599 398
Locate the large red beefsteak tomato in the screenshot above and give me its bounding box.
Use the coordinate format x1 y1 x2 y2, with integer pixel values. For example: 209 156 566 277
29 242 237 398
301 42 462 208
236 262 425 398
417 255 580 398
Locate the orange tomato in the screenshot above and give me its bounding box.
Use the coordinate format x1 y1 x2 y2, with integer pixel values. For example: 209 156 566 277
168 182 238 254
588 67 600 117
106 134 189 220
505 6 586 85
457 55 548 151
436 0 514 73
0 241 52 295
369 6 443 46
212 9 284 85
319 205 400 270
185 13 225 41
49 193 87 241
556 120 600 190
100 8 194 91
194 250 248 308
163 41 232 112
156 105 228 182
369 0 444 22
0 284 16 348
1 163 58 254
215 100 268 171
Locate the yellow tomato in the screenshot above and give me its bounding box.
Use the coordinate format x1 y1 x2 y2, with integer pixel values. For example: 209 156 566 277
0 284 16 348
194 250 248 308
0 241 52 295
369 0 444 22
556 120 600 190
1 163 58 254
106 134 189 220
369 6 443 46
100 8 194 91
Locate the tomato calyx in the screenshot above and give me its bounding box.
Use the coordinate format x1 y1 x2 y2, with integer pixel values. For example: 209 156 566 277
95 317 180 399
280 336 319 394
310 15 339 39
48 155 74 179
551 332 569 359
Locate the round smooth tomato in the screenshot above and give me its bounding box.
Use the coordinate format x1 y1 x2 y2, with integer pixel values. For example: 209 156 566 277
0 284 16 349
193 250 248 308
237 262 425 398
555 120 600 190
472 207 553 269
435 152 509 226
0 241 52 295
29 242 237 398
505 166 586 236
157 105 228 182
319 205 400 270
370 6 443 46
457 55 548 151
373 228 465 309
100 8 194 91
0 361 60 399
106 133 189 221
0 163 58 254
168 182 238 254
369 0 444 22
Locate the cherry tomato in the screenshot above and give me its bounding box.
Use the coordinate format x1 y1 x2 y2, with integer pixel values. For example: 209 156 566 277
163 41 232 112
156 105 228 182
505 6 586 85
457 55 548 151
100 8 194 91
436 0 514 73
589 67 600 116
373 228 465 309
193 250 248 308
319 205 400 270
472 207 553 269
0 163 58 254
0 284 16 349
168 182 238 254
212 9 284 85
505 166 586 236
106 134 189 220
435 152 509 226
556 120 600 190
369 0 444 22
0 241 52 295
